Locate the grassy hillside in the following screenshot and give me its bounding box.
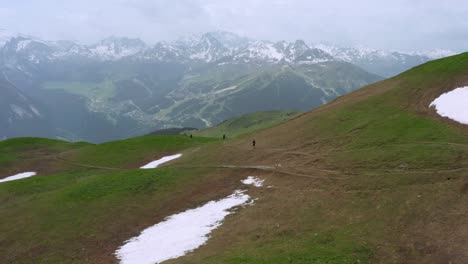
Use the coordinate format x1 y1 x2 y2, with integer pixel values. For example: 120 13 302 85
1 53 468 263
169 53 468 264
187 111 301 138
0 135 224 263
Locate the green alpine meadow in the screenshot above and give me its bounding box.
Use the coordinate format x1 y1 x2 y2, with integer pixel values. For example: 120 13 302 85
1 2 466 263
2 51 468 263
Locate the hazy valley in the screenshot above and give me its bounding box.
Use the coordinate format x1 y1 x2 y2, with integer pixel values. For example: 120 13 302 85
0 30 453 142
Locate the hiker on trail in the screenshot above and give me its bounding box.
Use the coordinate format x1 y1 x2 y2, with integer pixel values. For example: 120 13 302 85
223 134 226 140
252 139 256 149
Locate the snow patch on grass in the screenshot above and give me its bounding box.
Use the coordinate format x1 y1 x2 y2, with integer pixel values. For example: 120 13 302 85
430 87 468 125
140 154 182 169
242 176 264 187
0 172 37 183
115 190 250 264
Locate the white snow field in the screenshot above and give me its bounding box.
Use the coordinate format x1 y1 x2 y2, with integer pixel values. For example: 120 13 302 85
140 154 182 169
241 176 264 187
0 172 37 183
115 190 250 264
430 87 468 125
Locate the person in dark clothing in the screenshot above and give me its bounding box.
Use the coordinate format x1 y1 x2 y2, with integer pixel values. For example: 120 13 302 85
223 134 226 140
190 134 193 139
252 139 256 149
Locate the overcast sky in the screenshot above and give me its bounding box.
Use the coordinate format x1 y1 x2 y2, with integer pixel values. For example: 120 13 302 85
1 0 467 51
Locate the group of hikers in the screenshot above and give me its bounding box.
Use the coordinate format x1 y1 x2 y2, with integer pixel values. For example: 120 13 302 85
189 133 256 148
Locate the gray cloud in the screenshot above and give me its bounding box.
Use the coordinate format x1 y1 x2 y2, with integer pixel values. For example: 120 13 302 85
0 0 467 51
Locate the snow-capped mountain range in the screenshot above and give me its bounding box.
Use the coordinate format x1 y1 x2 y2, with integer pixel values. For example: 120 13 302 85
410 49 457 59
313 43 455 61
0 30 457 77
313 43 457 76
0 30 460 142
0 32 337 82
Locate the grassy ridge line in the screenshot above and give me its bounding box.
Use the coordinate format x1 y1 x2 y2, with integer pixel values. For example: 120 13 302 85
188 111 301 138
69 135 219 168
0 138 90 176
0 135 219 177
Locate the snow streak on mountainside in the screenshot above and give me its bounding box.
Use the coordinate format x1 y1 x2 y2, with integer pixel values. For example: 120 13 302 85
0 77 51 140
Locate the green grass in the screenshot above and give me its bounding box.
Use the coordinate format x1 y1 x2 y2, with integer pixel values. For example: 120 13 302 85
311 98 468 171
298 54 468 172
0 167 213 263
0 137 84 152
0 135 217 174
42 80 117 99
189 111 301 138
72 135 218 168
200 231 373 264
0 138 89 168
0 135 222 263
172 53 468 263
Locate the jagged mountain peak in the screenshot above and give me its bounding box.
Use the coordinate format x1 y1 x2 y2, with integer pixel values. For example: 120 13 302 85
4 36 48 50
0 37 53 66
187 33 231 62
232 40 284 63
411 48 457 59
0 28 37 47
294 48 335 64
221 39 337 66
0 28 18 46
282 39 316 63
90 36 147 60
135 42 186 62
198 33 224 48
310 43 445 77
292 39 309 49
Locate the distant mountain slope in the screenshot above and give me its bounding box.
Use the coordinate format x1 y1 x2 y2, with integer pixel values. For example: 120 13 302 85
154 62 381 128
0 30 453 142
0 77 51 139
314 44 457 77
